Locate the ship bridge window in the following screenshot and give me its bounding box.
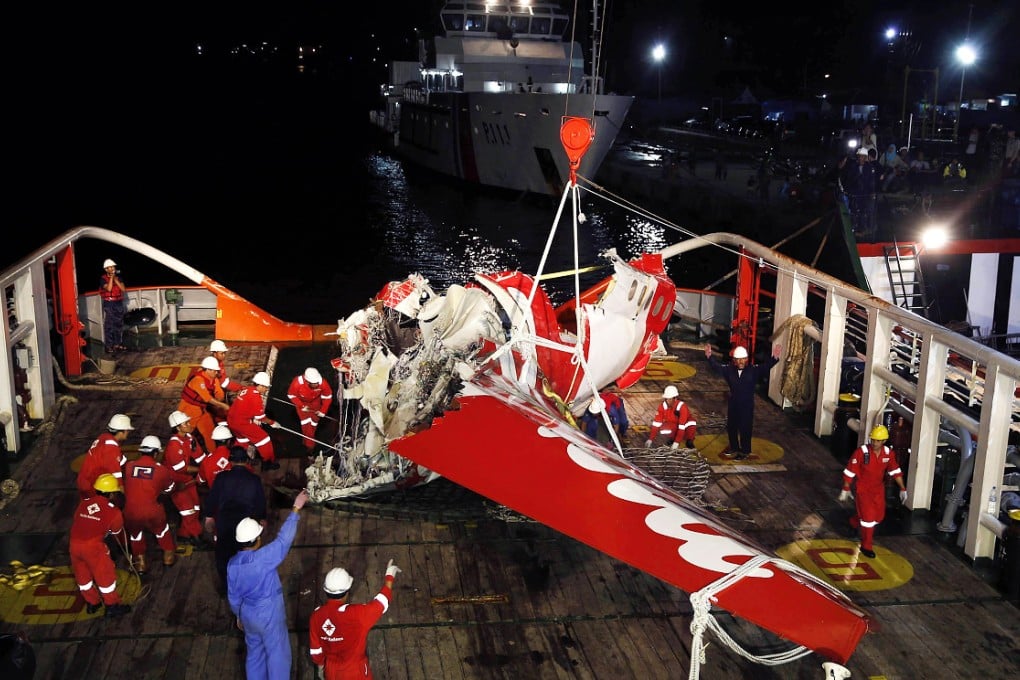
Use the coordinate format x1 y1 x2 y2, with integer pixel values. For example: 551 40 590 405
443 13 464 31
465 14 487 32
530 17 551 35
509 16 529 33
552 16 568 37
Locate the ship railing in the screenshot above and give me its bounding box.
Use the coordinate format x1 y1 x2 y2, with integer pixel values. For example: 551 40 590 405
659 232 1020 563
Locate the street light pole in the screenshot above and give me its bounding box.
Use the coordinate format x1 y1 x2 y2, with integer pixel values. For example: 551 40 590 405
953 4 975 143
652 43 665 104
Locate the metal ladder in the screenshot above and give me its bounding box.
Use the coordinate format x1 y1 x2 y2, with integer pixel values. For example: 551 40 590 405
884 243 931 318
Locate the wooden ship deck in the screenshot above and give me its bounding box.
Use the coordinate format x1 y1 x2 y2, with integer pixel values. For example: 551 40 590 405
0 340 1017 679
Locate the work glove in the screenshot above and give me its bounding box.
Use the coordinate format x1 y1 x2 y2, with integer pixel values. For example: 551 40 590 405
386 559 401 578
269 421 281 429
838 489 853 503
899 489 908 504
644 440 652 449
670 442 679 451
315 411 325 418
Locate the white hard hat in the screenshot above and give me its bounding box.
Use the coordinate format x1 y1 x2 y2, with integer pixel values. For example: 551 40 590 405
663 385 679 399
253 371 271 387
211 424 233 441
323 567 354 594
139 435 162 452
732 346 749 359
107 413 134 431
856 147 869 156
103 258 117 269
235 517 264 543
201 356 220 371
304 367 322 384
588 398 604 414
210 340 229 353
168 410 191 428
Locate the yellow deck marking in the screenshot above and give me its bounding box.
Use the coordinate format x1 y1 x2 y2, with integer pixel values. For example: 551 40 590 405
128 363 196 382
697 435 784 464
640 359 696 382
0 565 143 624
776 539 914 592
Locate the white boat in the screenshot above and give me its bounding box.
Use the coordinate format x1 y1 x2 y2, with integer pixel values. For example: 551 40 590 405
369 0 633 196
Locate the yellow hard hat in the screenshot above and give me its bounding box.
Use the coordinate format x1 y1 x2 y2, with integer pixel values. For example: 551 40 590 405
870 425 889 441
94 473 122 493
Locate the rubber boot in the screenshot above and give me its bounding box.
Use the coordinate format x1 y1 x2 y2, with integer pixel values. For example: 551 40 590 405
859 526 876 558
134 553 148 574
163 549 176 567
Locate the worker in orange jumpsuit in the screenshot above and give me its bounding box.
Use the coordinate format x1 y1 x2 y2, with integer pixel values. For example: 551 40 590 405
70 473 131 617
309 560 401 679
178 355 229 453
227 371 281 471
287 367 334 454
76 413 132 498
123 436 186 573
839 424 908 559
164 410 208 547
197 425 235 488
644 385 698 450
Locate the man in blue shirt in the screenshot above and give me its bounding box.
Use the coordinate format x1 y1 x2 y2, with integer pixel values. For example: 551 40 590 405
228 488 309 680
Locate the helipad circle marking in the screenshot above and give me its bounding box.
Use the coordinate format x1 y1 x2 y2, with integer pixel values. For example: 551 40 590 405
698 435 784 464
775 539 914 591
0 565 142 624
641 359 696 381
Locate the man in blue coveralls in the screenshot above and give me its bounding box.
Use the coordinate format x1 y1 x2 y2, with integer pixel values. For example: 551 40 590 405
228 488 309 680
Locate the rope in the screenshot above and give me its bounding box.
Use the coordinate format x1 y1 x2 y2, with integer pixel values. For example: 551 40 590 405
688 555 813 680
771 314 817 407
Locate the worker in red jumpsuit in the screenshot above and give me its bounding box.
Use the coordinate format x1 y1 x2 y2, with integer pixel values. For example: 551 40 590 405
164 410 208 547
123 436 185 573
70 473 131 617
839 424 907 558
227 371 281 471
76 413 132 498
177 356 229 454
309 560 402 679
197 425 235 488
287 367 334 454
644 385 698 450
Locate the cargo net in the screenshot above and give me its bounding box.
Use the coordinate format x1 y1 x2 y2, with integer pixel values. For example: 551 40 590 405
484 444 712 522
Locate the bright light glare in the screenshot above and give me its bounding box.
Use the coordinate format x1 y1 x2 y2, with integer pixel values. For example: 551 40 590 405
955 44 977 66
921 225 949 249
652 44 666 63
885 27 896 40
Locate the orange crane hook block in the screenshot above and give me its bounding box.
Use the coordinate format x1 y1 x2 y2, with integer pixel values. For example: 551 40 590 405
560 117 594 186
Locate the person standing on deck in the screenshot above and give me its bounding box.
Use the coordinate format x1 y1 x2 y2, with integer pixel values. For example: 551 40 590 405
228 371 282 471
178 356 229 453
705 343 782 460
208 339 243 397
309 560 402 679
100 258 127 353
287 367 334 457
70 473 131 617
579 391 629 446
203 443 266 594
164 410 209 548
644 385 697 450
839 424 907 558
122 436 182 574
228 489 309 680
76 413 132 499
196 425 235 489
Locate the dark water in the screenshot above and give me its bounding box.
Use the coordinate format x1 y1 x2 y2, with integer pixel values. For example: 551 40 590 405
7 69 696 326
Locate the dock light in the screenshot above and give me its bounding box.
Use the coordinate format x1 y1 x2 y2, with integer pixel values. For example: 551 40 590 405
920 225 949 250
652 43 665 102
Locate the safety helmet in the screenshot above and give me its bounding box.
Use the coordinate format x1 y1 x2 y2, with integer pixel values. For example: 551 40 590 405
732 346 749 359
588 398 604 414
139 435 162 452
662 385 679 399
869 425 889 441
212 424 233 441
201 356 220 371
107 413 134 431
94 473 122 493
323 567 354 594
304 367 322 384
235 517 264 543
856 147 870 156
103 258 117 269
168 410 191 428
252 371 271 387
210 340 229 353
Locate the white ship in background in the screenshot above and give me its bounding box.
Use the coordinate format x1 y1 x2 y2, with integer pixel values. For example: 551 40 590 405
369 0 633 196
